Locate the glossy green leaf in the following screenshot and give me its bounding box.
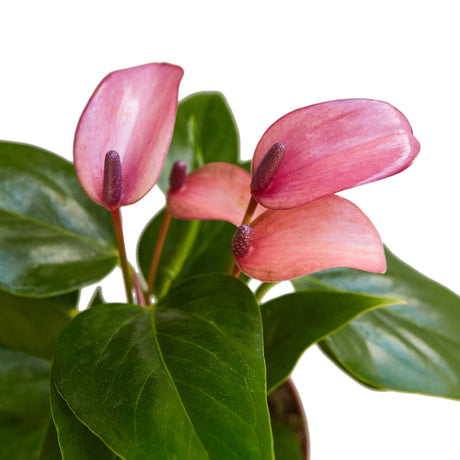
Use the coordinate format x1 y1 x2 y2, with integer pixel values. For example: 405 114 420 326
0 141 117 296
0 289 76 360
0 290 75 421
52 275 274 459
294 248 460 399
0 413 50 460
0 289 77 457
158 92 240 192
38 421 63 460
138 211 235 299
87 286 105 309
262 291 400 392
50 384 119 459
0 346 50 419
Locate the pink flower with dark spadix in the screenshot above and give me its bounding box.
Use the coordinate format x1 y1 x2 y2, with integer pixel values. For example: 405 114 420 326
251 99 420 210
74 63 183 210
167 98 420 222
168 162 264 225
231 195 386 281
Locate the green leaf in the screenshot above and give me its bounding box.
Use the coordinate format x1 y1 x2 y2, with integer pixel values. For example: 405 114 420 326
50 384 119 459
0 413 50 460
294 248 460 399
38 421 63 460
158 92 240 192
0 290 76 457
0 289 76 360
0 346 50 419
87 286 106 309
262 290 400 392
0 141 117 296
138 211 235 299
52 275 274 459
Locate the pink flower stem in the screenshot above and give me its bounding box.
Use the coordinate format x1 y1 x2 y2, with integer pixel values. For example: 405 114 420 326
147 210 172 299
231 264 241 278
230 195 259 277
111 208 134 304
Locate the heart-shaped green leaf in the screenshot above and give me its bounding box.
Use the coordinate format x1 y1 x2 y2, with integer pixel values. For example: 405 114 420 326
158 92 240 192
293 248 460 399
52 275 274 459
0 141 117 296
262 290 400 392
138 211 235 299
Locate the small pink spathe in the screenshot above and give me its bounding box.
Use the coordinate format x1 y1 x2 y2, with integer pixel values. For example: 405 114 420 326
252 99 420 210
74 63 183 209
234 195 386 281
167 162 264 226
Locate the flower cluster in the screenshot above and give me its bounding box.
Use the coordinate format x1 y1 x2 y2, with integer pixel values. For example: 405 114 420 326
168 99 420 281
74 63 420 285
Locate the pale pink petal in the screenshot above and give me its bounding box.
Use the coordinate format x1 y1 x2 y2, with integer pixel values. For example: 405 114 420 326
74 63 183 209
167 162 264 226
234 195 386 281
252 99 420 210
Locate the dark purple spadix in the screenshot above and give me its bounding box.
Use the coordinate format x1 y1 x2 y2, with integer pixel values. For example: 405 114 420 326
251 142 285 194
231 224 254 258
169 160 187 191
103 150 122 207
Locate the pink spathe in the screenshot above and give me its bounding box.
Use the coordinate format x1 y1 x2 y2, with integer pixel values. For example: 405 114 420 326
74 63 183 210
252 99 420 210
167 162 264 226
234 195 386 282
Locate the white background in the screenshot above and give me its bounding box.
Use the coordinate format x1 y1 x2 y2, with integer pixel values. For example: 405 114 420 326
1 0 459 458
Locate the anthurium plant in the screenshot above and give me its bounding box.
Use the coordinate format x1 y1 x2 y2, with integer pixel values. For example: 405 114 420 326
1 62 458 459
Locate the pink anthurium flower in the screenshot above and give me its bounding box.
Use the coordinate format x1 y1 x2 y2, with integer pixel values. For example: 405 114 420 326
74 62 183 210
251 99 420 210
167 162 264 226
231 195 386 281
167 98 419 222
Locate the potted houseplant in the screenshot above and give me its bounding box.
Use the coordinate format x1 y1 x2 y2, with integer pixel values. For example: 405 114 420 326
1 62 457 459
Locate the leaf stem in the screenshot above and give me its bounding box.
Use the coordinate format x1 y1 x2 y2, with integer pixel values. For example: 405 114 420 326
111 208 134 304
147 210 172 298
255 282 277 302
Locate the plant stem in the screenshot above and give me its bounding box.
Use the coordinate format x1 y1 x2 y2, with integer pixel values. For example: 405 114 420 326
111 208 134 304
147 210 172 297
231 264 241 278
242 195 259 225
255 282 277 302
